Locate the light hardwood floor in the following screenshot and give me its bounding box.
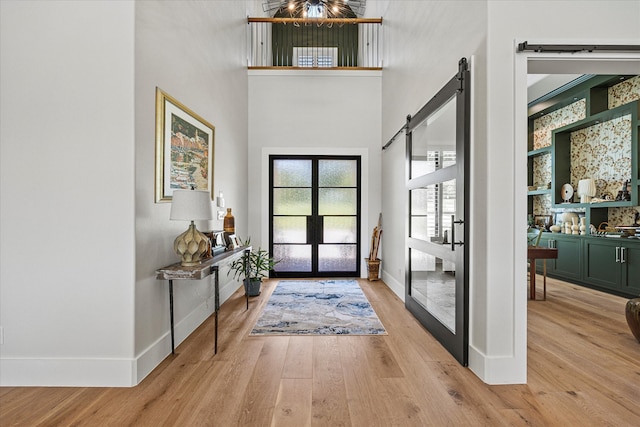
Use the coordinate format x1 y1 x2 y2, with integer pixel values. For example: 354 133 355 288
1 276 639 426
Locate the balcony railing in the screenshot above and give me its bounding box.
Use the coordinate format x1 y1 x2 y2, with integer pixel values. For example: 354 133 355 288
247 17 383 69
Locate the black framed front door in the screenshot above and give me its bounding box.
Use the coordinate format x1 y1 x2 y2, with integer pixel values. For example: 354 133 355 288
405 59 470 365
269 155 361 278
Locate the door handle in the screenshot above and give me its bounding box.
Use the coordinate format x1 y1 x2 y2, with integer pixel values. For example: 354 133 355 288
621 247 627 264
615 246 621 263
450 215 464 251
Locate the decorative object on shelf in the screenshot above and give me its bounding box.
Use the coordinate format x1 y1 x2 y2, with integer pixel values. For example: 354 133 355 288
571 217 580 235
561 183 574 203
223 208 235 233
579 217 587 235
228 239 279 297
227 234 242 250
170 189 213 266
562 212 579 234
615 180 632 202
209 231 227 256
534 215 552 231
626 297 640 343
366 213 383 281
577 179 596 203
155 87 215 203
550 224 562 233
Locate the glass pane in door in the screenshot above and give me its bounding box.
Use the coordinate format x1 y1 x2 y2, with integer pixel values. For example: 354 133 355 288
272 159 312 273
410 94 457 179
318 159 358 273
411 248 457 332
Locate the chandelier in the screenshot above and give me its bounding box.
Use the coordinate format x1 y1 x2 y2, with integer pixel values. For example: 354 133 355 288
262 0 367 19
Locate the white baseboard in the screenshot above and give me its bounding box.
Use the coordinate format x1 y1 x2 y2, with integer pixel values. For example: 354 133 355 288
468 344 527 385
0 357 135 387
135 279 243 384
381 269 405 302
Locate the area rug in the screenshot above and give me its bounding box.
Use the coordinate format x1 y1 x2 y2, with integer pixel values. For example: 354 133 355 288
250 280 387 335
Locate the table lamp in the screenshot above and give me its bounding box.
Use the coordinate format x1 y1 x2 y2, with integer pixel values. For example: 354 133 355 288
170 189 213 266
577 179 596 203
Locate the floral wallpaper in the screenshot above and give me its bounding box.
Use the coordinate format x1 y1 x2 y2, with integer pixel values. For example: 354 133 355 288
530 75 640 226
608 206 640 228
532 153 552 187
532 99 586 150
609 75 640 109
570 114 632 200
533 193 552 216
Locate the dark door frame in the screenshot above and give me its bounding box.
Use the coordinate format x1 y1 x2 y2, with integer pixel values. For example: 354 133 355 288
269 154 362 278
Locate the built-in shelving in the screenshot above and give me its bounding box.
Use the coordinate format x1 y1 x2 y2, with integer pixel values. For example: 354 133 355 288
528 74 640 297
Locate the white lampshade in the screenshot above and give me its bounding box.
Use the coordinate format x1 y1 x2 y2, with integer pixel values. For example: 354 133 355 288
577 179 596 203
170 190 213 221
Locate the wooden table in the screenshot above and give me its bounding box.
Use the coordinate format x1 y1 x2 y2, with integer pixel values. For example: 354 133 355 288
156 246 251 354
528 246 558 300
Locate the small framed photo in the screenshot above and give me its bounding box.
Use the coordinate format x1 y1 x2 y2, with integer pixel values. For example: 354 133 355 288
211 232 225 248
228 234 240 249
534 215 553 230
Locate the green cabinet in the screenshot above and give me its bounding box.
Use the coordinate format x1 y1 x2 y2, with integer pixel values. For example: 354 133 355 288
537 234 640 297
539 233 582 280
583 239 623 291
583 238 640 296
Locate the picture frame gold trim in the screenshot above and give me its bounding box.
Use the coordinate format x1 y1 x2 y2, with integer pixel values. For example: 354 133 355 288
155 87 215 203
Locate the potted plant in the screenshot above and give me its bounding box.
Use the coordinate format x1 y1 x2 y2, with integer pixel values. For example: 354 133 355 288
228 240 279 297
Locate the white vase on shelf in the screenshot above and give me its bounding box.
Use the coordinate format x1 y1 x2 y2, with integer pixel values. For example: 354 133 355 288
579 217 587 235
571 217 580 235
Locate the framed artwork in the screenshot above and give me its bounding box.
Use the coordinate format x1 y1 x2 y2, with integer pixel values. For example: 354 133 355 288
534 215 553 230
155 87 215 202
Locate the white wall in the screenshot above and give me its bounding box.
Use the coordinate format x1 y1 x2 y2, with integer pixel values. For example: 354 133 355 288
247 70 382 273
0 0 252 387
134 1 250 382
0 1 136 386
481 0 640 384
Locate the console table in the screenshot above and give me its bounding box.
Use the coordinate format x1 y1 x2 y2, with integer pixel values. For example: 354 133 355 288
156 246 251 354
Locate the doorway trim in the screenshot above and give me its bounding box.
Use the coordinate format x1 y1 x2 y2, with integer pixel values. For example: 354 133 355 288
514 42 640 379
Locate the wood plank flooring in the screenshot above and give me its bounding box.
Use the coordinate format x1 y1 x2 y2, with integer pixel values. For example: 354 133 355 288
1 277 639 426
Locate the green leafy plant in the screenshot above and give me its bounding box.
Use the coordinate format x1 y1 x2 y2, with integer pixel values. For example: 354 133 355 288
228 238 279 282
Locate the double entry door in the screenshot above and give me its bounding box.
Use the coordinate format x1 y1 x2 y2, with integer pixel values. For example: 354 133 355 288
269 155 361 278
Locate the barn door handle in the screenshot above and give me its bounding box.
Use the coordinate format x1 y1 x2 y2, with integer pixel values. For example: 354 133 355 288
450 215 465 251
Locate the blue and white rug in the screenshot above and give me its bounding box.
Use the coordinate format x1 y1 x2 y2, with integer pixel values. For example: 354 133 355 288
250 280 387 335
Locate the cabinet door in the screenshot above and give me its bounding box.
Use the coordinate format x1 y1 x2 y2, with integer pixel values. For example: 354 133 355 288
621 245 640 295
552 237 582 280
536 235 557 275
583 240 621 291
